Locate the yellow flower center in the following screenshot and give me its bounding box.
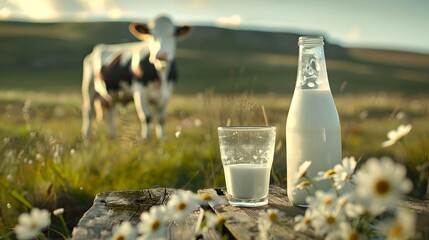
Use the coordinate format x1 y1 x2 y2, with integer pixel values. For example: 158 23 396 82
152 220 160 231
348 232 358 240
217 215 226 225
323 198 334 206
326 215 336 225
200 193 211 201
30 222 37 230
178 202 187 211
389 223 403 237
269 213 278 222
298 181 312 188
324 169 336 177
304 217 311 225
115 235 125 240
375 179 391 195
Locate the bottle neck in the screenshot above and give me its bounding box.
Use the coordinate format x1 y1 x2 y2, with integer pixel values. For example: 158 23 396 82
296 37 330 90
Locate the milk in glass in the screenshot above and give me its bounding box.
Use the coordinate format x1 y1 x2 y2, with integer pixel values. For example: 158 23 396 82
218 126 276 207
286 36 342 206
224 164 271 199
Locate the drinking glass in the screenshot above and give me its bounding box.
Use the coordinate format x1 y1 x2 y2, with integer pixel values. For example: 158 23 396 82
218 126 277 207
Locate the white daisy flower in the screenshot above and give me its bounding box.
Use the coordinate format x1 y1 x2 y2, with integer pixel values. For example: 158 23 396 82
111 221 137 240
296 161 312 180
138 206 168 240
15 208 51 240
258 208 284 229
306 190 337 211
344 200 367 219
198 192 224 206
314 169 336 182
381 124 412 147
203 211 225 231
311 207 346 236
258 209 284 239
333 157 357 190
294 209 314 232
326 222 363 240
167 190 200 221
353 157 413 215
295 180 312 190
53 208 64 216
376 209 416 240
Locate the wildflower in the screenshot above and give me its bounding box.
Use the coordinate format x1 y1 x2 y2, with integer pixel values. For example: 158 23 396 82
353 157 413 215
175 131 181 138
194 118 202 127
258 209 284 239
344 201 367 219
167 190 200 221
3 137 11 144
138 206 168 240
203 211 225 231
311 207 346 236
381 124 412 147
15 208 50 240
198 192 223 206
332 157 357 190
294 209 314 232
341 193 367 219
306 190 337 211
296 161 311 180
53 208 70 237
295 180 312 189
314 169 336 181
376 209 416 240
111 221 137 240
326 222 362 240
53 208 64 216
259 208 283 229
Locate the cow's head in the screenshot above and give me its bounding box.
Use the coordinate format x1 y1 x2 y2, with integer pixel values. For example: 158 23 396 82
129 15 191 70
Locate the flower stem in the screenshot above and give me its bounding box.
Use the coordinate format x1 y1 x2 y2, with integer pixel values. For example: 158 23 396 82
304 187 312 197
399 140 413 159
58 214 70 237
331 179 339 196
37 232 48 240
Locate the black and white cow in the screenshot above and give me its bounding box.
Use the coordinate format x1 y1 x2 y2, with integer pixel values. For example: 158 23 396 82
81 15 191 140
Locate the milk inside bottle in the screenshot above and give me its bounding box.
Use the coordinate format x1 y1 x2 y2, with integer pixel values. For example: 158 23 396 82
286 36 342 206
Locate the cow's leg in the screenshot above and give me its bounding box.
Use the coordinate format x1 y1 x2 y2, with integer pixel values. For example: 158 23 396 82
81 55 95 140
155 106 167 140
132 82 152 140
104 105 116 138
155 82 175 140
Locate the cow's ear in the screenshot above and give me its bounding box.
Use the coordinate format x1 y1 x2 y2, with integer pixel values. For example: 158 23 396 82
129 23 151 40
175 25 192 39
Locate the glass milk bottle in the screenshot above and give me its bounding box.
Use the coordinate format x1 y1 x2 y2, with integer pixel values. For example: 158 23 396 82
286 36 342 206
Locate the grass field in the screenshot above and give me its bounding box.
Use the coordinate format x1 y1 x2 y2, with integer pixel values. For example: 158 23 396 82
0 89 428 238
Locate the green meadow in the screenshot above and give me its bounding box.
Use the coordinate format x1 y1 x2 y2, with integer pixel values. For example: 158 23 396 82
0 21 428 238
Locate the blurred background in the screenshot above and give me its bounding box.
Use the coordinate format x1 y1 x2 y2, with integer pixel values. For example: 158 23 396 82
1 0 429 93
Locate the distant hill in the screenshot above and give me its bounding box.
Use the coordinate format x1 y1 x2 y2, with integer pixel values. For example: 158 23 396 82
1 21 428 94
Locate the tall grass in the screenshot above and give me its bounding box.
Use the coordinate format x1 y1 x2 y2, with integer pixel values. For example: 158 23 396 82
0 90 428 238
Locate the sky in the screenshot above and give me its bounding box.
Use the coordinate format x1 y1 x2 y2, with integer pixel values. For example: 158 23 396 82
1 0 429 54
